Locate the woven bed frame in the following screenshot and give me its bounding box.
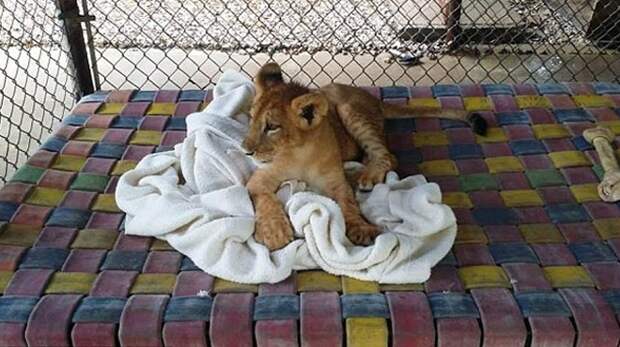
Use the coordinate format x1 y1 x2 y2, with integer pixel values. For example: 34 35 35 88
1 82 620 346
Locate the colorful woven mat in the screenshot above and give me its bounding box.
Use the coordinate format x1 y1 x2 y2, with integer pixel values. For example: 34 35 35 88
1 83 620 346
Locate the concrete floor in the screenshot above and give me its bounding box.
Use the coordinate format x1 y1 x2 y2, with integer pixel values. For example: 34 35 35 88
95 48 620 90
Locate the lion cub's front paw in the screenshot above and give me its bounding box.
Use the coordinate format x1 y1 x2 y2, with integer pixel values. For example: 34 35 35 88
346 221 381 246
254 212 294 251
357 166 389 191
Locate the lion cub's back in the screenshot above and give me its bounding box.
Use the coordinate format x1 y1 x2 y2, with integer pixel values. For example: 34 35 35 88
320 83 380 108
319 83 386 161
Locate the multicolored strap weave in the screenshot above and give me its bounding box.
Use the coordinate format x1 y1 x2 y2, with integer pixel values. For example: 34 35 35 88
1 83 620 346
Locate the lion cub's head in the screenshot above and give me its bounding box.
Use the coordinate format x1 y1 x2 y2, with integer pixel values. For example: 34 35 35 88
241 63 329 164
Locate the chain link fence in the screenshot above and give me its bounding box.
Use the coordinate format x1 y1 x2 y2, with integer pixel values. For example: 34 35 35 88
0 0 619 183
0 0 78 184
84 0 619 90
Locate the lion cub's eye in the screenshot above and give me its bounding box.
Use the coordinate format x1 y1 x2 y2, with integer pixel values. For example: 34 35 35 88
264 123 281 134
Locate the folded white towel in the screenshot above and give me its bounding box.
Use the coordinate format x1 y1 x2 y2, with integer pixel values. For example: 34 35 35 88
115 70 457 284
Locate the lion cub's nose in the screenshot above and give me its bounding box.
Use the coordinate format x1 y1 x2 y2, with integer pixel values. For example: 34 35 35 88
241 143 255 156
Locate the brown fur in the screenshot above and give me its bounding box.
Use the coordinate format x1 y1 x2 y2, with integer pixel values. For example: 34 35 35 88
243 62 481 250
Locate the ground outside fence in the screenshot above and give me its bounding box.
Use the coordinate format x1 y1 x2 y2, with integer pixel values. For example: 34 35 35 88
1 83 620 346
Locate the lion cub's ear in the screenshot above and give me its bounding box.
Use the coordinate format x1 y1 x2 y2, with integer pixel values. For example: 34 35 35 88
290 92 328 130
255 62 284 93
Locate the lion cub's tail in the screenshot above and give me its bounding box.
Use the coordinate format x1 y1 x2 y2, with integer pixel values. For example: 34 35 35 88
382 102 487 135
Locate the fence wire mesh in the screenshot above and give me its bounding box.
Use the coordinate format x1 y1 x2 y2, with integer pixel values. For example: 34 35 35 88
0 0 619 183
83 0 620 90
0 0 78 184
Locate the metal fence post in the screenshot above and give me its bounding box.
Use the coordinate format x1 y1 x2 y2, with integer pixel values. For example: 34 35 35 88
586 0 620 48
445 0 463 50
55 0 95 98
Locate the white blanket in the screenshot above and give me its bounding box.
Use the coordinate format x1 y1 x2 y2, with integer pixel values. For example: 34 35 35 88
115 71 457 284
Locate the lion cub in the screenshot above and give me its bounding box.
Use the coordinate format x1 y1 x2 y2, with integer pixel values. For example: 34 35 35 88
242 62 486 251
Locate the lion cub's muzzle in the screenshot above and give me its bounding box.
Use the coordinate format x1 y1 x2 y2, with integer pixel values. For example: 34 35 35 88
240 139 256 156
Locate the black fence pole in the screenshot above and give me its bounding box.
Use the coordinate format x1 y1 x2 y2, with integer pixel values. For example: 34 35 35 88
55 0 95 98
445 0 463 50
586 0 620 48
